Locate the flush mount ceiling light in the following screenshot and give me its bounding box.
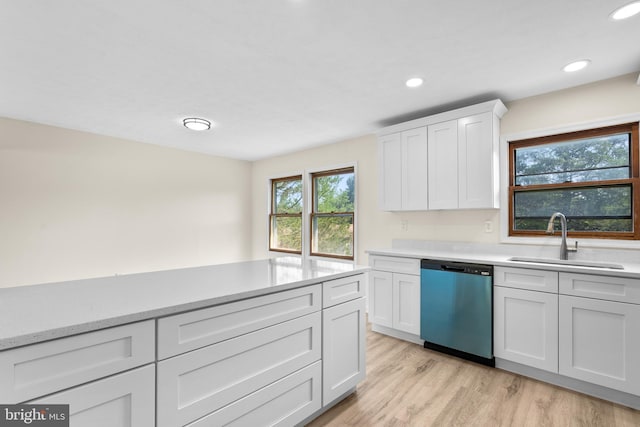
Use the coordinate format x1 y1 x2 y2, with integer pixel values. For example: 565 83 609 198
610 1 640 20
405 77 424 88
563 60 591 73
183 117 212 131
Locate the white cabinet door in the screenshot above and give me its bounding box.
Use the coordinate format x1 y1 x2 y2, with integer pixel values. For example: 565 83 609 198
368 270 393 328
29 365 155 427
392 273 421 335
401 127 429 210
378 133 402 211
378 128 428 211
458 112 497 209
494 287 558 372
427 119 458 210
322 298 366 405
559 295 640 395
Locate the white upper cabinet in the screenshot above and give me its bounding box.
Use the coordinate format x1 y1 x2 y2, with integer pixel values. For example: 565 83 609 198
427 119 458 209
378 133 403 210
378 99 507 211
458 111 498 209
378 128 428 211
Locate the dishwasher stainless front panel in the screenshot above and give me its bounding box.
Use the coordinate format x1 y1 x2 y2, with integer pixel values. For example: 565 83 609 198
420 260 493 365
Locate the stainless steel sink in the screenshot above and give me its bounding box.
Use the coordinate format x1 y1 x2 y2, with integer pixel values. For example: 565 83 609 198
508 256 624 270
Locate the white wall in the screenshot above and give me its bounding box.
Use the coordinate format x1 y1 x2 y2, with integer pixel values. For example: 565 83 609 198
0 118 253 287
251 72 640 263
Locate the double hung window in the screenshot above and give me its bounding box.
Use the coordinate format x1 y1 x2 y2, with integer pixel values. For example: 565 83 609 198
310 168 355 259
269 175 302 254
269 166 355 260
509 123 639 239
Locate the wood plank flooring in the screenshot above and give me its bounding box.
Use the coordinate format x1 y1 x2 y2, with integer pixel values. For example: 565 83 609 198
307 324 640 427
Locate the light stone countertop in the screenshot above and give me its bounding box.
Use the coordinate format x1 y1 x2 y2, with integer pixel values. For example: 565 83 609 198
367 241 640 278
0 257 369 350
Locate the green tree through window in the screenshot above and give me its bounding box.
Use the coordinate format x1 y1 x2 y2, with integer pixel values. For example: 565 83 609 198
269 176 302 253
311 168 355 259
509 123 639 239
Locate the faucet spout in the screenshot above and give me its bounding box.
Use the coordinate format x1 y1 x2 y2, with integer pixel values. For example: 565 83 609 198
547 212 569 260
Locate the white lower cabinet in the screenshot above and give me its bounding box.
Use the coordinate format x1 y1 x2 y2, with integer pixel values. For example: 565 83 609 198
392 273 421 335
29 364 155 427
368 256 421 340
559 295 640 395
368 270 420 335
494 286 558 372
157 312 321 427
368 270 393 327
322 297 366 405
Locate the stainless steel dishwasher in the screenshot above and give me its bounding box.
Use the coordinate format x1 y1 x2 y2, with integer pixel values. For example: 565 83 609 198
420 259 494 366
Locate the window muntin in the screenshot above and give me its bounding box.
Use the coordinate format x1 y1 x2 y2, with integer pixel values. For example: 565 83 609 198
269 176 302 253
310 168 355 259
509 123 639 239
514 133 631 186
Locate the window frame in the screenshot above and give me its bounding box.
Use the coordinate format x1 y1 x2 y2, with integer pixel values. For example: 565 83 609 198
309 167 355 261
268 174 303 254
508 122 640 240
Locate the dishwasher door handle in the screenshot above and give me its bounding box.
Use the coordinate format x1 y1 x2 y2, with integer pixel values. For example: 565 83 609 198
441 265 466 272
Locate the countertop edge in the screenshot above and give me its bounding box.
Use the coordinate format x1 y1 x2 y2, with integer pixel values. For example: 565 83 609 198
367 248 640 278
0 264 370 351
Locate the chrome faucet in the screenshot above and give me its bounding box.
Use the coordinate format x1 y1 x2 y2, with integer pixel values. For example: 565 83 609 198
546 212 577 260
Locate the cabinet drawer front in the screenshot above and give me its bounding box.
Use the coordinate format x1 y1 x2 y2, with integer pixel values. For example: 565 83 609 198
0 320 155 403
186 361 321 427
157 312 321 427
494 266 558 293
157 284 321 359
323 274 366 308
559 273 640 304
369 255 420 275
28 364 155 427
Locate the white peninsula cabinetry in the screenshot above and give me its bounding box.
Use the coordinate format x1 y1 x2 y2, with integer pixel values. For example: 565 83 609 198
157 274 367 426
494 266 640 407
378 99 507 211
368 255 421 343
0 260 369 427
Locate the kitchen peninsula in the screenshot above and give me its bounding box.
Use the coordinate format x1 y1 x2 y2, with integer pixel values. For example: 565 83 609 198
0 257 369 426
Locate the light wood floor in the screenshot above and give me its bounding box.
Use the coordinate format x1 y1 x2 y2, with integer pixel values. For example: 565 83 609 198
307 325 640 427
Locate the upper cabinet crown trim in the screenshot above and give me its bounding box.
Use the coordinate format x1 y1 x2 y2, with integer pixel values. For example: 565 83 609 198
378 99 507 136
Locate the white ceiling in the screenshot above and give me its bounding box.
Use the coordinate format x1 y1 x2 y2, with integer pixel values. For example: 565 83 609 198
1 1 639 161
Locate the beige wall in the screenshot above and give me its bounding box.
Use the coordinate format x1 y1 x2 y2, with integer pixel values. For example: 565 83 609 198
3 73 639 287
251 73 640 263
0 118 253 287
250 134 501 265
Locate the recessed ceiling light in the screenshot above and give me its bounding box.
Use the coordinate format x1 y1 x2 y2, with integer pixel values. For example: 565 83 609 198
610 1 640 20
406 77 424 88
563 60 591 73
183 117 212 131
